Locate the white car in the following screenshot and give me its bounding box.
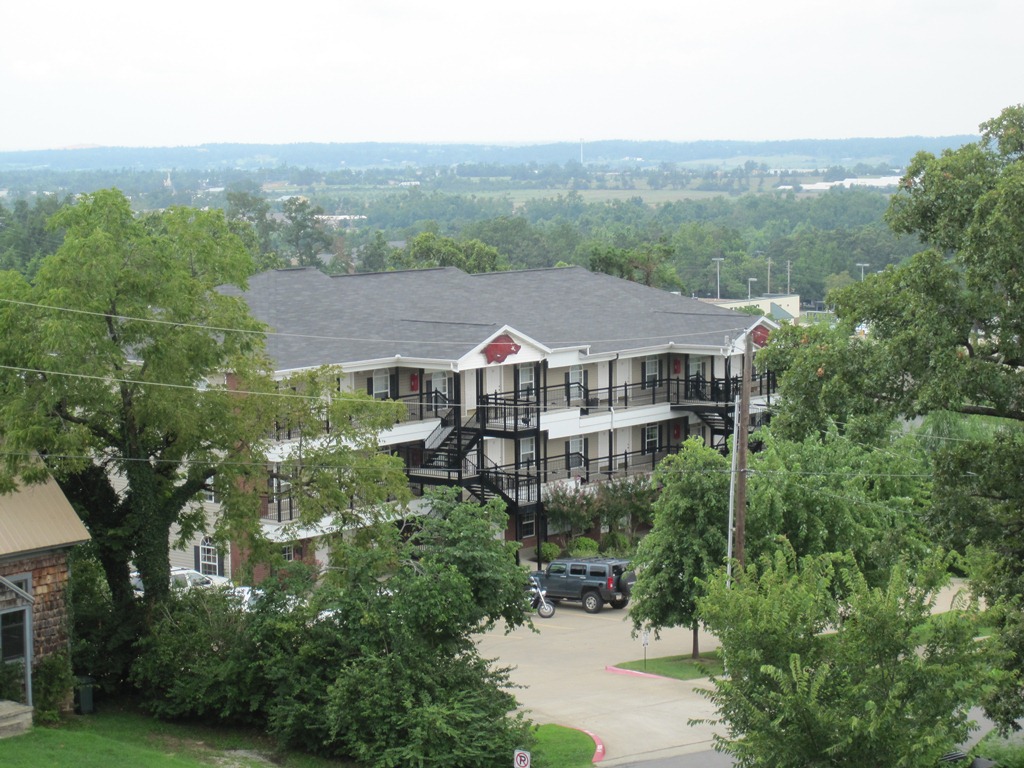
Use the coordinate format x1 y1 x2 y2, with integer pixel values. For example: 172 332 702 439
170 567 231 591
131 567 230 595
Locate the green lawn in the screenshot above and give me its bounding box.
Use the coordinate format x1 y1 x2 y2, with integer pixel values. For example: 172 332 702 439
3 701 342 768
615 649 724 680
3 702 595 768
531 723 598 768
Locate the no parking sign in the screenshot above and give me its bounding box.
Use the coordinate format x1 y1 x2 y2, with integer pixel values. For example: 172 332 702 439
513 749 531 767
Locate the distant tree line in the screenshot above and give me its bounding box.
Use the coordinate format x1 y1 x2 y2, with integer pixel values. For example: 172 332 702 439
1 166 922 302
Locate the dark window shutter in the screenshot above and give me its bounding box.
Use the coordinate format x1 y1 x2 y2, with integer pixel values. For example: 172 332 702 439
640 361 647 389
513 367 520 396
366 377 374 396
390 372 399 400
584 437 589 458
564 440 570 461
564 372 570 401
193 546 200 571
583 370 589 398
217 552 225 577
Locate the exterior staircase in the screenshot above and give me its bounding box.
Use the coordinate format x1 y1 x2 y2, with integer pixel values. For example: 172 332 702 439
0 700 32 739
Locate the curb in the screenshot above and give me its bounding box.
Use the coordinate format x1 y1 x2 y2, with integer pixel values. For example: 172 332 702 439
604 664 667 679
572 726 605 763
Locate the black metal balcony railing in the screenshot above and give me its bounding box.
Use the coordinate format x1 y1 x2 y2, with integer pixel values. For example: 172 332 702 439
542 446 678 486
470 373 774 423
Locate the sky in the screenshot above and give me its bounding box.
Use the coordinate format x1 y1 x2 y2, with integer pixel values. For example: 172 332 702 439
2 0 1021 151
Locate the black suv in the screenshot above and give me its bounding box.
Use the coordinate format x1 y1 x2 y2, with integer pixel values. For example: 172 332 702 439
533 557 635 613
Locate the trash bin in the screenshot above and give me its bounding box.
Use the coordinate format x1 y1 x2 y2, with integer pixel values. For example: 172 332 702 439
75 676 95 715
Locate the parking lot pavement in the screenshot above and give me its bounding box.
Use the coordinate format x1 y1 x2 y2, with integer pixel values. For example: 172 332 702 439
477 579 974 766
477 602 726 766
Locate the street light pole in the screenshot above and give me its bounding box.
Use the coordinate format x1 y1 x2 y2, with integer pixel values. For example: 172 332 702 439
712 258 724 299
747 277 758 299
856 262 869 281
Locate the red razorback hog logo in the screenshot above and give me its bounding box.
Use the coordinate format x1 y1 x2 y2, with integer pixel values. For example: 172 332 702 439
484 334 522 364
751 324 771 348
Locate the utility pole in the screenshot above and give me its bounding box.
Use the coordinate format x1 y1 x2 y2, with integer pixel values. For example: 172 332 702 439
787 260 792 294
733 332 753 568
766 257 772 295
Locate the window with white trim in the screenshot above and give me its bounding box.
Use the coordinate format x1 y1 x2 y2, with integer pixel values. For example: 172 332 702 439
518 364 535 398
568 435 584 469
644 355 659 388
519 436 536 468
642 424 659 454
430 371 449 411
520 511 536 539
282 545 294 562
688 356 706 379
202 477 220 504
568 365 584 400
199 537 220 576
372 369 391 400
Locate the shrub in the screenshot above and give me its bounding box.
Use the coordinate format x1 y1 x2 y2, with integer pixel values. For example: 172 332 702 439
538 541 561 564
569 536 599 557
68 543 140 689
0 660 25 702
33 652 75 724
600 530 630 556
130 589 272 725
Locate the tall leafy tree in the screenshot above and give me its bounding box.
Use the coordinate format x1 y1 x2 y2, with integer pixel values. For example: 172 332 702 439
630 438 730 657
758 105 1024 726
0 190 407 670
697 548 994 768
281 196 333 267
746 429 931 585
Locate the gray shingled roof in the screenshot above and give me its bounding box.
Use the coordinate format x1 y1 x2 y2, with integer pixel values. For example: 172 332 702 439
226 266 757 371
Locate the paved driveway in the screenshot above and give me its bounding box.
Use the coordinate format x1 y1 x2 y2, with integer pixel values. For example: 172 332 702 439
477 601 725 766
478 579 972 766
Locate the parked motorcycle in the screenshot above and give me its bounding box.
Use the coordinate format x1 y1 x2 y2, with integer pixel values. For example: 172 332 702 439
528 574 556 619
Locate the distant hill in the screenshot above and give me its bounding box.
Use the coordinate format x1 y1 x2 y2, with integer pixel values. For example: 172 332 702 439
0 137 976 173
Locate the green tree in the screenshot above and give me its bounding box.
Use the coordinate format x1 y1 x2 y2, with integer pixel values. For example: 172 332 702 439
595 474 657 546
357 230 397 272
0 190 408 677
225 185 278 264
630 439 730 657
757 107 1024 727
0 191 269 613
402 231 504 273
542 482 597 547
697 548 995 768
281 196 332 267
133 488 534 767
746 429 930 585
